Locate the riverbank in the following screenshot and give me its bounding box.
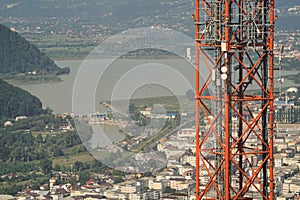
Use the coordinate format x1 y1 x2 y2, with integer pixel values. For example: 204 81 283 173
5 78 62 85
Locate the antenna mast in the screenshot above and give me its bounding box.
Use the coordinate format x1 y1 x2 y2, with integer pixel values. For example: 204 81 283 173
195 0 275 199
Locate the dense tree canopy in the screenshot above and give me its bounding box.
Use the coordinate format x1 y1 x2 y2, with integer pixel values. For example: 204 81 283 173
0 24 69 75
0 79 44 118
0 128 82 163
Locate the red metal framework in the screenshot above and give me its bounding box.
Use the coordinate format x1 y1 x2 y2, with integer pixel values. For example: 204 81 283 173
195 0 274 199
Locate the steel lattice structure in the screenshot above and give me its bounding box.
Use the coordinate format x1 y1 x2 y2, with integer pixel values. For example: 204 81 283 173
195 0 274 199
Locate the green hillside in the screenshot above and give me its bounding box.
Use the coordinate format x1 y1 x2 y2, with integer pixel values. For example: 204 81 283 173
0 24 69 75
0 79 44 119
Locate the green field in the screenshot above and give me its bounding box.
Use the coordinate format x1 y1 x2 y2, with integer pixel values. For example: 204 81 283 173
52 152 95 167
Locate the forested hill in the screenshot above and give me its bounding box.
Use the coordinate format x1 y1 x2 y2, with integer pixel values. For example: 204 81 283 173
0 24 68 75
0 79 44 119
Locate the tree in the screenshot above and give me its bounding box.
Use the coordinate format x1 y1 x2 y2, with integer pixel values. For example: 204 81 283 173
40 158 52 175
113 176 124 184
35 133 43 144
73 161 84 171
78 171 90 185
164 186 176 193
54 164 61 172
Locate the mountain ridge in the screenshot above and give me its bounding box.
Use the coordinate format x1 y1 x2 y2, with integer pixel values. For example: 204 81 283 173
0 24 69 75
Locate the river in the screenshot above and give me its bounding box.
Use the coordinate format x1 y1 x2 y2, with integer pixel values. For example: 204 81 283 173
15 58 196 114
14 58 298 115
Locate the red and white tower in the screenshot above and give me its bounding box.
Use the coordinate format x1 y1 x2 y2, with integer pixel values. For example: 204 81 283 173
195 0 275 199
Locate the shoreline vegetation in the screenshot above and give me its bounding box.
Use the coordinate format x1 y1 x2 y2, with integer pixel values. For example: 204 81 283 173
1 74 63 85
52 54 182 61
0 66 70 84
49 49 183 61
5 78 63 85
